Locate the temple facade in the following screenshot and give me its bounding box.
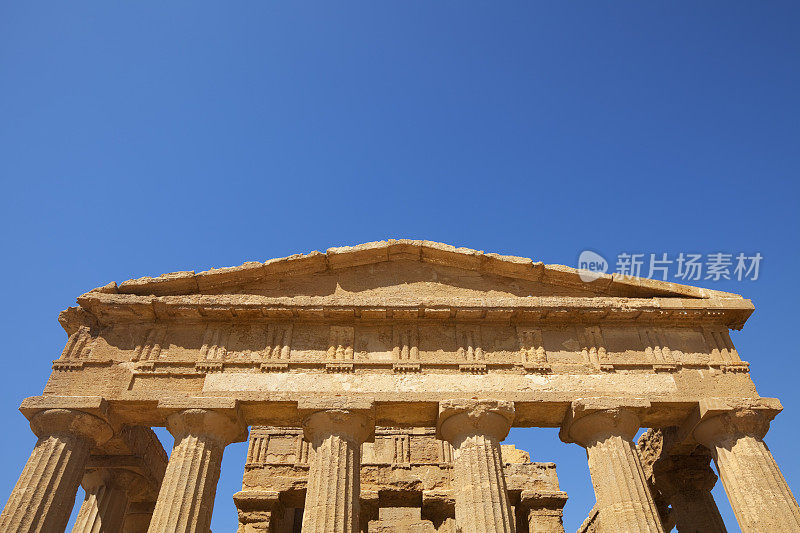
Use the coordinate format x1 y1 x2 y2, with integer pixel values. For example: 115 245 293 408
0 240 797 532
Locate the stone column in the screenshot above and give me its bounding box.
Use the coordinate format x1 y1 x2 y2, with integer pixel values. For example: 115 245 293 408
300 404 374 533
519 490 567 533
638 428 726 532
147 408 246 533
560 402 664 533
692 407 800 532
648 453 726 532
72 469 132 533
123 501 156 533
0 409 112 533
436 399 516 533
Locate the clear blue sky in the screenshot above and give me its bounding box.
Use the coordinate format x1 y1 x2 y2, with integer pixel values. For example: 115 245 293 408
1 3 798 531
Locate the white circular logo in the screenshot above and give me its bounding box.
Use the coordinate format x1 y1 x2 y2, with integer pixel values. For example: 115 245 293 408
577 250 608 282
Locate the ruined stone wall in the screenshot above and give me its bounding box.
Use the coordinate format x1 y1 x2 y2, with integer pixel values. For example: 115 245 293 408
236 427 566 533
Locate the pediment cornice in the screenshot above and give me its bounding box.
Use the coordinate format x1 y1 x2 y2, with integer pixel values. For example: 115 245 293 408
66 241 753 330
100 240 742 300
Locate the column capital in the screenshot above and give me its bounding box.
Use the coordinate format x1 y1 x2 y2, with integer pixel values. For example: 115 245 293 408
82 467 152 501
301 409 375 445
688 398 782 448
299 397 375 445
436 399 515 444
165 408 247 447
560 399 648 447
29 408 113 447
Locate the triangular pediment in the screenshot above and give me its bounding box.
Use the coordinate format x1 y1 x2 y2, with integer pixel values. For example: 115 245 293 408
97 240 739 301
215 259 602 300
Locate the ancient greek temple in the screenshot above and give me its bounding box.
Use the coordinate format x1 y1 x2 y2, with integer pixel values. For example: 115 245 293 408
1 240 798 532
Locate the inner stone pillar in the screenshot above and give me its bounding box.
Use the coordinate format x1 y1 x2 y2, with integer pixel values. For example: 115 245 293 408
693 407 800 532
0 409 113 533
147 408 246 533
72 469 134 533
123 501 157 533
300 406 374 533
518 491 567 533
560 404 664 533
436 399 516 533
660 455 726 533
638 428 726 532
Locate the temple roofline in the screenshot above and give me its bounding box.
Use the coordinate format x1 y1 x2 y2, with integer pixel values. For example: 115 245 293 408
89 240 744 301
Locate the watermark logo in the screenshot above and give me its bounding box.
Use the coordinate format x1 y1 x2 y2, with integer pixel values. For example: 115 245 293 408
577 250 608 282
576 250 763 282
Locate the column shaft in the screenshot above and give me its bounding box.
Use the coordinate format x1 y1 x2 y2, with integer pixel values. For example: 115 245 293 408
147 408 245 533
561 405 664 533
72 480 129 533
0 409 112 533
0 433 90 533
711 434 800 531
585 434 664 532
437 399 516 533
123 502 157 533
670 491 726 533
452 434 515 533
301 432 360 532
299 406 373 533
691 407 800 533
147 433 224 533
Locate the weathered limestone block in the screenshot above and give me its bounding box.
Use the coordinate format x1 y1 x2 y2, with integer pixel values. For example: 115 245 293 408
692 406 800 532
638 428 726 532
368 506 436 532
233 490 278 533
300 402 375 533
518 490 567 533
147 408 246 533
0 409 112 533
437 399 516 533
561 403 664 533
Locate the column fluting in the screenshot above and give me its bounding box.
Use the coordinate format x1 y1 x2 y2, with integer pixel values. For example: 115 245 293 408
693 408 800 532
300 409 373 533
0 409 112 533
147 409 246 533
561 406 664 533
437 399 516 533
72 469 130 533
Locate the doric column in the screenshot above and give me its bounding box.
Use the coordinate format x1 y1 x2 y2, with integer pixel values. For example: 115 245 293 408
659 455 726 533
300 400 375 533
560 401 664 533
519 490 567 533
72 469 133 533
436 399 516 533
123 501 156 533
638 428 726 533
692 405 800 532
147 408 247 533
0 409 112 533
